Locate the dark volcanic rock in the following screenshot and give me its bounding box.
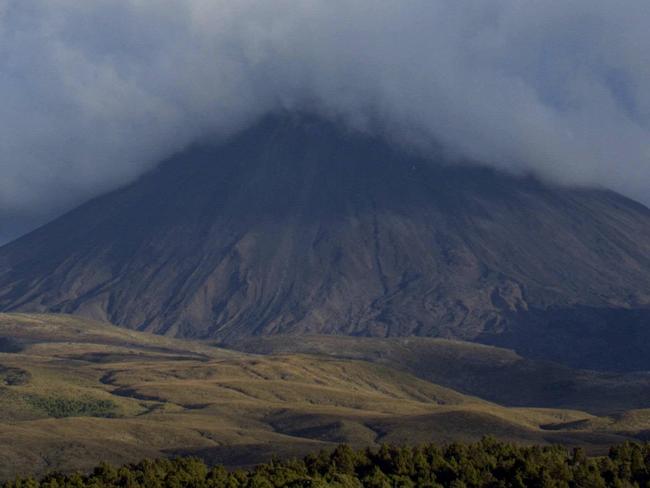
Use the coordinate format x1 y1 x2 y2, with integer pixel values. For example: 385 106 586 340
1 114 650 370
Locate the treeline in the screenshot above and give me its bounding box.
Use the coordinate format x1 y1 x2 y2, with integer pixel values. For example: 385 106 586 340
5 438 650 487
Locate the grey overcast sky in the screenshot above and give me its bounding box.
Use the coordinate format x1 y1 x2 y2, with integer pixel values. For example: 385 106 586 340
1 0 649 244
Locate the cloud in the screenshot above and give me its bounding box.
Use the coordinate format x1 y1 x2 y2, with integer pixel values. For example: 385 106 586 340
1 0 649 243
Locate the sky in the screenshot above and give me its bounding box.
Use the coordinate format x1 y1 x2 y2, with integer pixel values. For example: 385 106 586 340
1 0 649 244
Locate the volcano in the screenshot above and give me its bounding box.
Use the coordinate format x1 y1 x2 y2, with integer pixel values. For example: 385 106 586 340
2 114 650 370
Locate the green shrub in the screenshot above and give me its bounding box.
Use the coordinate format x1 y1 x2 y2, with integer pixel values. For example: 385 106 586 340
0 366 31 386
23 394 118 418
5 439 650 487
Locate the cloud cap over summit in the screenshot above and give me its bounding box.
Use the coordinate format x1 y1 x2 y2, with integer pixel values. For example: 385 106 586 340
1 0 650 241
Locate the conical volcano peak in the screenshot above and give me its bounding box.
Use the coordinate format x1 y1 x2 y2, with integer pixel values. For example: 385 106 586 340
165 112 541 221
2 114 650 371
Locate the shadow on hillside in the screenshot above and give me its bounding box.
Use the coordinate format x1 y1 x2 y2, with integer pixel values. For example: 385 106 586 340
480 306 650 372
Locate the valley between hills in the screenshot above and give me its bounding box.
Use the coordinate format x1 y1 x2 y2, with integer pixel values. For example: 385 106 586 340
2 313 650 480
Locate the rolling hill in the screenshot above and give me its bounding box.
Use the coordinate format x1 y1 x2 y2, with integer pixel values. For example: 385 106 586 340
228 335 650 414
1 313 650 480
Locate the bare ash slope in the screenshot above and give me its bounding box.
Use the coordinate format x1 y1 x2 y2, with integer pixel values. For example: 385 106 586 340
1 114 650 370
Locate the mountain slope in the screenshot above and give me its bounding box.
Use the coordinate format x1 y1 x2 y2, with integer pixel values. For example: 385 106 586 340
1 114 650 369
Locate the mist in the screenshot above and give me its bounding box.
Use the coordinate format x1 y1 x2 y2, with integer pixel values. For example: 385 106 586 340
1 0 649 244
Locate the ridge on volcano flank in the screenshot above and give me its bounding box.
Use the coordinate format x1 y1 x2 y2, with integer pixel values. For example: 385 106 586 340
1 114 650 371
